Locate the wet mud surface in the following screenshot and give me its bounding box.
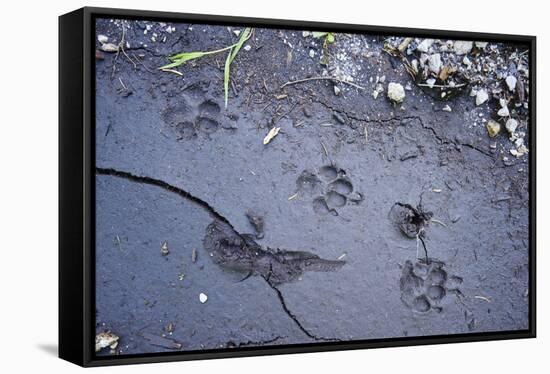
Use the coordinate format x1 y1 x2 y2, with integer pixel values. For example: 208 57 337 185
94 18 530 355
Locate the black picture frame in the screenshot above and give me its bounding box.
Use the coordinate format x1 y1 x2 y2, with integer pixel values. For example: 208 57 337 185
59 6 536 367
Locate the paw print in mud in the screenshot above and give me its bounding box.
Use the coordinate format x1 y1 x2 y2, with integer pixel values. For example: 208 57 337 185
399 259 463 313
161 97 222 140
295 164 363 216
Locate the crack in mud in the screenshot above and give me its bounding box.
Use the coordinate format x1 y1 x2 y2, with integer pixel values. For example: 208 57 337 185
263 279 341 342
293 92 495 160
96 167 233 227
95 167 343 343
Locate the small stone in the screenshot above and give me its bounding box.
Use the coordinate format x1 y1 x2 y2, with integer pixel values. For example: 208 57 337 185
95 331 120 353
442 105 452 112
199 293 208 303
453 40 473 55
243 45 251 51
97 34 109 43
475 41 488 49
161 241 169 256
372 90 379 99
387 82 405 103
302 31 310 37
476 89 489 106
428 53 442 74
463 56 471 66
334 86 341 96
309 49 315 58
426 78 436 88
101 43 119 53
505 118 518 134
506 76 517 91
486 120 501 138
233 29 241 36
497 105 510 117
417 39 434 53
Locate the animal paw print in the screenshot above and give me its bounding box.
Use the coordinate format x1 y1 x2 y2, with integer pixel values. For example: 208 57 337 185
161 97 221 140
399 259 462 313
295 164 363 216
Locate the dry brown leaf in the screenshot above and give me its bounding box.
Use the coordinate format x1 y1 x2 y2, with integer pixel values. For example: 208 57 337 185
263 127 281 145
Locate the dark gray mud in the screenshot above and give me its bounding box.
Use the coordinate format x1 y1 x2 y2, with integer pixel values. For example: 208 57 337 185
94 19 530 355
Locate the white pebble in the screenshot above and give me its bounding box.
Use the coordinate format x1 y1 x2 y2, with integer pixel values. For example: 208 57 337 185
387 82 405 103
505 118 518 134
453 40 473 55
199 293 208 303
506 76 517 91
476 89 489 106
97 34 109 43
416 39 434 53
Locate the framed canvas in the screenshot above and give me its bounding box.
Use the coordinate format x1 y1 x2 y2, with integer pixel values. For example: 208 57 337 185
59 6 536 367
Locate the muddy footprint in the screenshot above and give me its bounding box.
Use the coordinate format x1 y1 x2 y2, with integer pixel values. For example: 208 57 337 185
399 259 462 313
161 96 223 140
296 164 362 216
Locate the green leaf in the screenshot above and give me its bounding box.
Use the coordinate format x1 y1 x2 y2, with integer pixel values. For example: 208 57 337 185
224 28 252 108
224 50 231 108
229 27 251 63
159 51 208 69
161 27 252 108
312 31 328 38
326 33 335 44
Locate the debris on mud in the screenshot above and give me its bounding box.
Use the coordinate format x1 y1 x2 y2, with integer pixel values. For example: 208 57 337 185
246 210 265 239
160 241 169 256
387 82 405 103
389 202 433 239
203 220 345 285
199 293 208 304
140 332 183 350
95 331 119 353
486 120 501 138
263 126 281 145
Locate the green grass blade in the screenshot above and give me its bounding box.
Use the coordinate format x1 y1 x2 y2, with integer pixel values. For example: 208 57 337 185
160 51 208 69
224 50 232 108
312 31 328 38
229 27 251 63
224 28 251 107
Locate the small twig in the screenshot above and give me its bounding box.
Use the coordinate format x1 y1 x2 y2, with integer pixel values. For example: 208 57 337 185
118 77 127 91
281 76 365 90
320 141 329 157
431 219 448 228
417 83 467 89
398 37 413 53
474 295 491 303
416 230 429 264
288 192 298 201
161 68 183 76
